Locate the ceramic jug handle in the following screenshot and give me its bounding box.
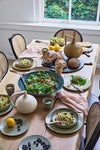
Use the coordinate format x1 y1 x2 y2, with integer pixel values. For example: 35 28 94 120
11 90 27 108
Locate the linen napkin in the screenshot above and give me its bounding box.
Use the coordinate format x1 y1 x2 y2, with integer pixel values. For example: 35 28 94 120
55 90 89 118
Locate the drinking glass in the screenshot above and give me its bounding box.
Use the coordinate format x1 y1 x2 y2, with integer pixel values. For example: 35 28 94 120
5 84 15 96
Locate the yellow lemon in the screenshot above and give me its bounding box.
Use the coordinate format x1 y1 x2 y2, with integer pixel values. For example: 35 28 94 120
54 44 60 47
54 46 61 51
6 117 15 127
48 45 54 50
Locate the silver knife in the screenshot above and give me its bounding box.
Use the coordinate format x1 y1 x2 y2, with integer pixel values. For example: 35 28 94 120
72 84 84 92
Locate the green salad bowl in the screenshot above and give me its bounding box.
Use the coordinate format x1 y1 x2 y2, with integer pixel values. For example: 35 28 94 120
18 71 64 96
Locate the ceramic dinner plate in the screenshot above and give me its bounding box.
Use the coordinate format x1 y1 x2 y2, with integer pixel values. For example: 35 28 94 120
63 75 91 92
12 60 37 71
0 116 29 136
0 104 13 116
45 109 83 134
19 135 51 150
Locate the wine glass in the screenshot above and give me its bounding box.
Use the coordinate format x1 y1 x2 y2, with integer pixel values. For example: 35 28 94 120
5 84 15 96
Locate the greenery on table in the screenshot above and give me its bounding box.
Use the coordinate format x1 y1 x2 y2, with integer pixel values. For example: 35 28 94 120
44 0 98 21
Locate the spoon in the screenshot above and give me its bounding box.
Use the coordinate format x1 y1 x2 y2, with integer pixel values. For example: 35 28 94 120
46 121 61 125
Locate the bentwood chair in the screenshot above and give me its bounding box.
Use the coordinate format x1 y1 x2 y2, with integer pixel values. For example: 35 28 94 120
54 28 83 42
8 33 26 59
0 51 9 82
80 102 100 150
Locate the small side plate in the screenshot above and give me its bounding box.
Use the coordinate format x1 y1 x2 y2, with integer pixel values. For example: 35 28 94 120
19 135 51 150
0 116 29 136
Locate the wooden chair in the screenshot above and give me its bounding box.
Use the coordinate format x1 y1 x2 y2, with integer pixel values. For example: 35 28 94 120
8 33 26 59
54 29 83 42
0 51 9 82
80 102 100 150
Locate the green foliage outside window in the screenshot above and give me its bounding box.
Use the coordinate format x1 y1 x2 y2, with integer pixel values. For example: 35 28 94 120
44 0 98 21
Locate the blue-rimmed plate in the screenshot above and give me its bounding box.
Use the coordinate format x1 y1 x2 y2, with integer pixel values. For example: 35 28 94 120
19 135 51 150
18 71 64 96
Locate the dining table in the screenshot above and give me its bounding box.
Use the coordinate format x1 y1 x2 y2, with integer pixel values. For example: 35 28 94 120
0 39 100 150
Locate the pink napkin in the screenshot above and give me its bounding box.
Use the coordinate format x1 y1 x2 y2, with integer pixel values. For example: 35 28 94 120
55 90 89 118
20 46 43 58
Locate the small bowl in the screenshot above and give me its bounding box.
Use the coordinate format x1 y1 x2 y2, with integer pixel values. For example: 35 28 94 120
51 108 78 129
42 97 53 110
0 95 10 112
50 37 64 47
15 57 33 68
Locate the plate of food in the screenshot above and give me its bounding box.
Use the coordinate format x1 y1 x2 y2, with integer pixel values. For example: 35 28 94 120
0 104 13 116
0 116 29 136
18 71 64 96
50 37 64 47
19 135 51 150
51 108 78 129
13 57 37 71
45 108 83 134
0 95 10 112
42 51 84 73
63 75 91 91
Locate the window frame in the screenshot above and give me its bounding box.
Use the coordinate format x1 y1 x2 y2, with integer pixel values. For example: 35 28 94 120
34 0 100 26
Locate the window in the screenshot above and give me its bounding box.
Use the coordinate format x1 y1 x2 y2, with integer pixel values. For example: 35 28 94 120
38 0 100 25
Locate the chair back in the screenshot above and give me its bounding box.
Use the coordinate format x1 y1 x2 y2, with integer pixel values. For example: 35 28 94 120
54 29 83 42
0 51 9 82
9 33 26 59
85 102 100 150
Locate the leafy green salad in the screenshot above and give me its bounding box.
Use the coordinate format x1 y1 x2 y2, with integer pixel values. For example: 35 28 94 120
70 75 87 86
26 71 59 95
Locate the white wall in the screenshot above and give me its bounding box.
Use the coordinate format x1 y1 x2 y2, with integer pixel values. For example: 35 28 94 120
0 0 100 67
0 0 33 22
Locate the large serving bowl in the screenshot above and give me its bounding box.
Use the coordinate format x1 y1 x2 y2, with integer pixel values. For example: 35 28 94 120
51 108 78 129
18 71 64 96
14 57 33 68
0 95 10 112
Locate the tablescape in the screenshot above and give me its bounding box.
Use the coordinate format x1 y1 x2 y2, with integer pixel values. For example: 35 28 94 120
5 83 15 96
18 71 64 96
18 135 51 150
42 97 53 110
55 90 89 118
0 116 29 136
45 109 83 134
63 75 91 92
12 59 37 71
0 104 13 116
11 90 37 114
51 108 78 129
0 94 11 112
64 35 83 58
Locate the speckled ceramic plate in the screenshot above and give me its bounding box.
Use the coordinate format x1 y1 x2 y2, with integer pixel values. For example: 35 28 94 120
19 135 51 150
63 75 91 92
0 116 29 136
0 104 13 116
45 109 83 134
12 60 37 71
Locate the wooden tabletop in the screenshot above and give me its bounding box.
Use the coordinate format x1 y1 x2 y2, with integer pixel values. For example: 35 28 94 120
0 42 99 150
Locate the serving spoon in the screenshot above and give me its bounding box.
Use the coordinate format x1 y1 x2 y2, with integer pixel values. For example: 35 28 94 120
46 121 61 125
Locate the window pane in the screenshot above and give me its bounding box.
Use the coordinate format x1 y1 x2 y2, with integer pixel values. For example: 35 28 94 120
71 0 98 21
44 0 69 19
